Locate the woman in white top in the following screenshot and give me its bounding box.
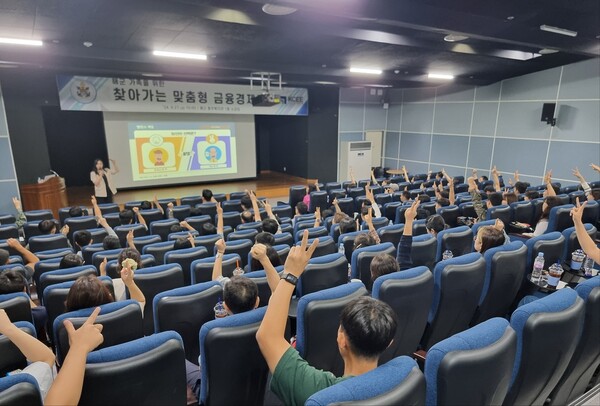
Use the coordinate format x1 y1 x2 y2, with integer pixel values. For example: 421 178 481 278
90 159 118 203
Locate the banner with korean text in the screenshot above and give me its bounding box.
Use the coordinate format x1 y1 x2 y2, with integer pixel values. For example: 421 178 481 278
57 75 308 116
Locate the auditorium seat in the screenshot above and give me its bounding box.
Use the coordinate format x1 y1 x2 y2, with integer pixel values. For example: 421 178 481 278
420 253 486 350
545 204 575 233
191 254 241 284
24 210 53 222
220 211 242 229
220 238 253 268
97 203 120 215
184 215 213 232
91 248 122 273
0 224 19 240
0 373 43 406
199 307 268 406
412 219 428 236
336 197 355 217
156 198 177 214
0 214 16 224
306 356 425 406
472 241 527 325
437 205 460 228
0 293 33 324
194 202 217 219
139 208 164 225
102 212 121 228
350 242 396 291
164 247 208 286
296 282 369 376
294 226 328 243
245 270 276 308
296 236 336 259
133 264 185 335
53 300 144 364
372 266 434 363
35 247 74 261
561 224 596 262
360 216 389 231
153 281 222 362
129 234 162 253
293 219 315 236
271 204 293 220
142 241 174 264
27 234 69 253
377 224 404 248
124 201 143 210
0 264 29 284
524 232 565 270
149 218 180 241
212 193 227 203
548 276 600 405
22 221 43 243
227 228 258 242
0 321 37 376
74 228 108 246
309 190 329 213
180 195 203 207
288 185 307 210
297 253 348 298
114 223 148 247
38 266 98 304
80 331 187 406
229 191 247 201
410 234 437 272
424 318 517 406
33 258 62 287
459 202 477 219
435 225 473 261
486 204 512 225
170 205 191 221
581 199 599 225
236 220 262 232
328 223 341 243
221 199 242 213
272 232 293 247
503 289 584 406
192 234 221 256
64 216 98 244
375 192 392 206
338 230 369 263
167 230 199 241
58 206 89 226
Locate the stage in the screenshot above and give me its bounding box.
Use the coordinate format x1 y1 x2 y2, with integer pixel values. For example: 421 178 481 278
66 171 311 208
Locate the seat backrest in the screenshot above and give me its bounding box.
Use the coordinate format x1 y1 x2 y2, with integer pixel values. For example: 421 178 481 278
196 203 217 218
184 215 212 234
546 204 575 233
0 214 16 224
80 331 186 406
104 254 155 279
227 228 259 242
310 191 329 213
300 236 337 259
436 225 473 261
191 254 241 284
91 248 123 272
438 205 460 228
422 253 486 350
306 356 425 406
130 234 162 253
24 210 53 222
81 243 105 267
525 232 565 269
236 221 262 232
192 234 221 255
153 281 222 363
53 300 144 364
338 230 368 263
271 204 293 219
581 200 599 225
412 219 428 236
35 247 74 261
425 318 517 406
486 205 512 224
0 321 36 376
296 282 369 376
410 234 438 271
133 264 185 335
548 276 600 405
223 238 254 267
74 227 108 246
273 232 293 247
459 202 477 219
297 253 348 297
141 241 174 264
114 223 148 247
473 242 527 325
38 265 98 304
244 270 273 308
377 224 404 248
149 219 180 241
360 217 389 232
289 185 307 208
561 224 596 262
164 247 208 285
139 208 164 224
0 373 43 406
372 267 434 363
0 224 19 240
510 201 535 224
505 288 585 406
336 197 355 217
28 234 70 253
0 293 33 324
350 242 396 291
199 307 269 406
64 216 98 243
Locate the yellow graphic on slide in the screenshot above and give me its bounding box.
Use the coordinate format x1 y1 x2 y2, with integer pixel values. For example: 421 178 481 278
134 134 183 174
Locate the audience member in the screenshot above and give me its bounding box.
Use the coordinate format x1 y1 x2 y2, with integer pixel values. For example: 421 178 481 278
526 195 562 237
570 199 600 263
4 238 39 282
255 231 275 246
474 223 506 254
59 253 84 269
202 189 215 203
425 214 447 237
73 230 93 255
0 269 47 334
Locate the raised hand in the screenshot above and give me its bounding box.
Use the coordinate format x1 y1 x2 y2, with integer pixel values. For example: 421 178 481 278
0 309 14 335
572 167 584 180
404 199 420 222
591 163 600 173
570 198 586 224
216 201 223 216
64 307 104 353
99 257 107 277
251 243 268 261
215 238 226 254
284 230 318 278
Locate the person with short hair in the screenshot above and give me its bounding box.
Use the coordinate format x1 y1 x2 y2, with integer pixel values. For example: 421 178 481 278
59 253 84 269
295 202 308 216
256 231 398 406
4 238 39 283
487 192 503 207
255 231 275 246
68 206 85 218
0 268 47 334
370 253 400 283
202 189 215 203
524 190 540 201
102 235 121 250
425 214 447 237
74 230 93 256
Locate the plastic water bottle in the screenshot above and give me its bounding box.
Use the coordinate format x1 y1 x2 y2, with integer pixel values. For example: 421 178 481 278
531 252 545 282
442 250 453 260
339 242 345 255
583 256 595 277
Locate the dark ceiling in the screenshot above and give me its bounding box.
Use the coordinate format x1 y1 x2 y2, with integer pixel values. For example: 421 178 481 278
0 0 598 88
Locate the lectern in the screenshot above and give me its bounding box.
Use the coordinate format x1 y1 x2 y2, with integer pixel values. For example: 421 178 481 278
20 176 68 219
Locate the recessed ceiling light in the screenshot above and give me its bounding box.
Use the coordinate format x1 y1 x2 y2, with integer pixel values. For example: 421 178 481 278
153 50 207 60
350 67 382 75
394 70 400 74
321 64 327 68
314 81 338 85
141 73 164 77
506 16 515 20
262 4 297 16
0 63 19 69
428 72 454 80
0 37 43 46
444 34 469 42
83 41 93 48
540 25 578 37
539 48 559 55
364 84 393 88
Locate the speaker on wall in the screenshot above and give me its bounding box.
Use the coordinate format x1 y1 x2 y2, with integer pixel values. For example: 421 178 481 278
541 103 556 126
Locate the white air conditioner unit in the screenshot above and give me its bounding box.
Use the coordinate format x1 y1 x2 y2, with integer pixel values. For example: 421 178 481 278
339 141 372 182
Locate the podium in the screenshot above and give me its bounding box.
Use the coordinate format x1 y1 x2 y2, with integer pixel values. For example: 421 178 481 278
20 176 68 219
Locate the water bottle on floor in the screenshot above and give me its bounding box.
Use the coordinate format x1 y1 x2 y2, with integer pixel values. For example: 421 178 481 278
531 252 544 282
442 250 453 260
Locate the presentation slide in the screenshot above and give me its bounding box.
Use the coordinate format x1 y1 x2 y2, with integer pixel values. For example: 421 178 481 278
103 113 256 189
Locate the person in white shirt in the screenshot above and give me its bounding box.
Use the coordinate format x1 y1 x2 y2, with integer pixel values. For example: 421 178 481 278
90 159 119 204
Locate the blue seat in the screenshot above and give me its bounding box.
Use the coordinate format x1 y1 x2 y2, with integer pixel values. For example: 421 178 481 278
360 216 389 231
0 373 43 405
53 300 143 365
97 203 120 215
113 223 148 247
295 236 336 259
421 253 486 350
24 210 53 222
0 292 32 324
437 205 460 228
124 200 143 210
350 242 396 291
459 202 477 219
91 248 123 272
133 264 185 335
561 224 597 262
38 265 98 305
154 281 222 362
149 219 180 241
0 321 37 376
227 228 258 242
199 307 268 406
221 199 242 213
328 223 341 243
32 258 62 287
221 239 253 268
73 228 108 246
470 219 496 246
336 197 355 217
35 247 74 261
170 205 191 221
372 267 434 363
80 331 186 405
306 356 425 406
504 289 585 406
524 232 565 270
164 247 208 285
310 190 329 213
273 232 293 247
191 234 221 256
545 204 575 233
410 234 438 271
581 200 599 225
549 276 600 405
0 264 30 284
0 214 16 224
181 196 203 207
184 215 213 233
142 241 174 264
139 208 164 225
412 219 428 236
435 225 473 261
486 204 512 225
338 230 369 263
58 206 90 226
212 193 227 203
129 234 162 253
22 221 44 243
64 216 98 244
190 254 241 284
156 198 177 214
383 202 401 223
296 282 369 376
425 318 517 406
229 192 247 201
196 203 217 220
236 221 262 232
472 241 527 325
81 242 105 266
271 204 293 220
220 211 242 230
245 269 279 308
297 253 348 298
0 225 19 240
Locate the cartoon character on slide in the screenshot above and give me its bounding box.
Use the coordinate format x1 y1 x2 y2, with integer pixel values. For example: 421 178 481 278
153 149 165 166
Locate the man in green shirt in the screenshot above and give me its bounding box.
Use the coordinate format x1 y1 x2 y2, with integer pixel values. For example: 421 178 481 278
256 231 398 406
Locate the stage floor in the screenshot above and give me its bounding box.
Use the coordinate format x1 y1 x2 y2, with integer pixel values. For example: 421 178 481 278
67 171 311 208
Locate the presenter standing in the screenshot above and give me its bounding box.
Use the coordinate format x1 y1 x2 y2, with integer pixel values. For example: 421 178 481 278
90 158 119 204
